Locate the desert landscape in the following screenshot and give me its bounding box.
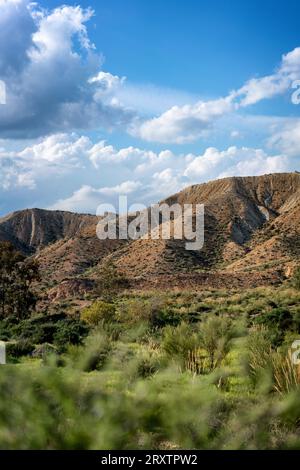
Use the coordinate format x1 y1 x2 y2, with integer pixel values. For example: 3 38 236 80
0 172 300 449
1 0 300 455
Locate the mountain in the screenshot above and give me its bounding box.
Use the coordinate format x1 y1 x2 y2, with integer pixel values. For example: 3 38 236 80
0 208 97 255
1 172 299 301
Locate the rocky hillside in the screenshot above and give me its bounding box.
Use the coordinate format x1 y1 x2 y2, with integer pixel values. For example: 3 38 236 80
0 172 299 299
0 208 97 254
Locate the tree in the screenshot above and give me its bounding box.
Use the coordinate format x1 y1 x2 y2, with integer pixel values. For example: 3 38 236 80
95 261 129 301
0 241 39 320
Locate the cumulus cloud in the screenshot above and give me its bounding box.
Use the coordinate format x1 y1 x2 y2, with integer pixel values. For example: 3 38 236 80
36 132 295 214
0 133 90 190
49 180 142 213
0 133 178 193
131 96 234 144
233 48 300 107
0 1 133 138
184 146 289 181
268 120 300 157
1 127 295 213
88 140 173 173
133 47 300 144
97 180 142 196
49 185 103 213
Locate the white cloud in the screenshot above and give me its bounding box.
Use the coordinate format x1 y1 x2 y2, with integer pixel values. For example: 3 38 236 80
0 133 90 190
116 83 201 115
89 142 148 166
19 133 91 164
49 180 142 213
89 71 125 90
49 185 102 213
41 132 295 214
98 180 142 195
132 96 234 144
0 1 133 138
1 128 295 208
133 47 300 144
184 146 289 181
88 141 174 173
268 120 300 157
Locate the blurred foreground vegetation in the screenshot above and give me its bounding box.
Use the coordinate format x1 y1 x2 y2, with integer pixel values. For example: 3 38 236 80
1 278 300 449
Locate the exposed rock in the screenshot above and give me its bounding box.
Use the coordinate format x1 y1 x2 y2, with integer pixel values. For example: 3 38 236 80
1 172 299 299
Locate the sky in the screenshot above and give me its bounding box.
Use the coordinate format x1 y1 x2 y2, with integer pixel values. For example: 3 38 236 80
0 0 300 215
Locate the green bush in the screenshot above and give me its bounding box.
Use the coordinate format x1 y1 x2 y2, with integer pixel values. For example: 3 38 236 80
81 301 116 326
247 325 273 383
252 307 300 346
3 287 300 450
198 316 234 371
79 332 112 372
151 306 183 328
162 322 199 363
53 319 89 351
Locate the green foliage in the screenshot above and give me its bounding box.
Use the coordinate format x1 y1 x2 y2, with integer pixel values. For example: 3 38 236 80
81 301 116 326
162 316 234 373
95 262 129 301
2 355 300 449
117 295 190 328
271 352 300 395
0 242 39 320
2 286 300 449
53 318 89 351
162 322 198 362
77 332 113 372
247 325 273 383
151 306 183 328
0 313 89 354
6 339 35 359
198 316 235 371
252 306 300 346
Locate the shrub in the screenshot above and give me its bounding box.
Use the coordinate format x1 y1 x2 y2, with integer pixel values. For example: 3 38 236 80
252 307 299 346
95 262 129 301
117 295 179 327
53 319 89 351
6 339 35 359
247 325 273 382
81 301 116 326
198 316 234 371
151 307 182 328
1 314 89 352
80 332 112 372
135 350 161 378
162 322 199 366
271 352 300 395
255 307 294 331
117 298 151 325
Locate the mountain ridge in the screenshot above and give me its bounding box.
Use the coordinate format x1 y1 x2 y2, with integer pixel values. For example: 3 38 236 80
1 172 299 301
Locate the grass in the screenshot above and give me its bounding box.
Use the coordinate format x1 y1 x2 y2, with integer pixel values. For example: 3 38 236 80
1 285 300 449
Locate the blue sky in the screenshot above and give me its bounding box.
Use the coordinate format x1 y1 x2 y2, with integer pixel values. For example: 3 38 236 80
0 0 300 215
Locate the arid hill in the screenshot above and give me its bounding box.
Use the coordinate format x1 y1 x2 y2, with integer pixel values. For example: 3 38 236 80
1 172 299 300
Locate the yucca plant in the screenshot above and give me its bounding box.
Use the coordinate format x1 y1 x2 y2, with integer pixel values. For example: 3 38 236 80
185 348 210 375
271 352 300 395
